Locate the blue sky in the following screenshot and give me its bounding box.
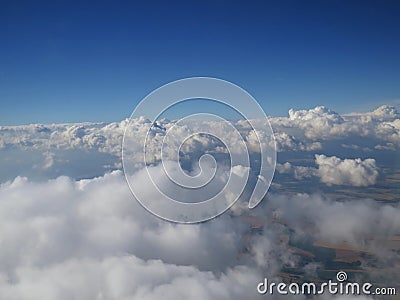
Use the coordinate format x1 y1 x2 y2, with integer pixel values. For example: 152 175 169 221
0 0 399 125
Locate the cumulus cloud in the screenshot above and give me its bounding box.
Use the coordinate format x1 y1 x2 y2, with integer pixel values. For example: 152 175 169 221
314 155 379 186
263 193 400 247
277 155 379 187
273 132 322 152
0 171 288 299
0 105 398 155
347 105 400 119
0 104 399 298
1 171 399 298
0 256 264 300
271 105 400 148
0 104 399 183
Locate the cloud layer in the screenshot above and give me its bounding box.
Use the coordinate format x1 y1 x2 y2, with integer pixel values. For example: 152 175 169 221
0 105 399 298
277 155 379 187
0 169 399 299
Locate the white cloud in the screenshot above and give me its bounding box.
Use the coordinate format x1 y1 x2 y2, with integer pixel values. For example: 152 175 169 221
0 256 265 300
273 132 322 152
277 155 379 187
346 105 400 119
0 105 397 155
0 167 399 298
0 104 399 183
0 171 281 299
315 154 379 186
271 105 400 145
1 104 399 298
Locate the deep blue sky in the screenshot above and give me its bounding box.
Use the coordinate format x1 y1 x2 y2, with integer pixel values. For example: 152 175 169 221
1 0 399 125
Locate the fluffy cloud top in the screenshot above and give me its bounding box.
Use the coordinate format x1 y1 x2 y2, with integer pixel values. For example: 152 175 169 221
0 105 399 156
0 172 267 300
272 105 400 147
276 155 379 187
0 104 399 299
315 155 379 187
0 170 398 299
0 104 398 188
288 106 344 123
